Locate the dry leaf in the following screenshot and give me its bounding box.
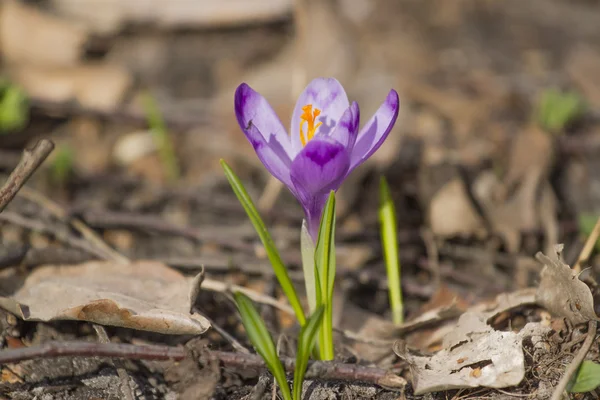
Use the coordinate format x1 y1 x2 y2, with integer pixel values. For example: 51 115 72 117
0 261 210 335
472 126 558 253
535 248 599 325
473 170 558 254
0 0 87 66
51 0 292 33
395 313 548 395
429 177 486 238
567 45 600 109
10 64 132 111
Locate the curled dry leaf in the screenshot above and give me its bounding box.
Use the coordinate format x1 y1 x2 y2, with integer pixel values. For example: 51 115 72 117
0 0 88 66
395 312 549 395
0 261 210 335
535 247 599 325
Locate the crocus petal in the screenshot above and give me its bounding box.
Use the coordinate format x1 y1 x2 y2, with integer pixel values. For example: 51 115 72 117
234 84 294 187
241 123 293 187
349 89 400 172
290 137 350 239
291 78 350 155
328 101 360 151
235 83 293 157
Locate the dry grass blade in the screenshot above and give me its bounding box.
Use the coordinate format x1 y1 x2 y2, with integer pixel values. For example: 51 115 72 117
573 215 600 273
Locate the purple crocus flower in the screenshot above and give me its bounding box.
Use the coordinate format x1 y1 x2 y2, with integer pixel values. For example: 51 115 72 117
234 77 399 240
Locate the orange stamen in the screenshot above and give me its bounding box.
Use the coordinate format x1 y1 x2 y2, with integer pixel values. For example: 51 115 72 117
299 104 323 146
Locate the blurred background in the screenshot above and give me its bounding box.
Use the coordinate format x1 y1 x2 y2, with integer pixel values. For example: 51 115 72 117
2 0 600 316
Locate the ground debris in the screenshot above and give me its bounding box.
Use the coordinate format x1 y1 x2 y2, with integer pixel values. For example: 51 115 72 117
536 247 600 325
0 260 210 335
395 312 549 395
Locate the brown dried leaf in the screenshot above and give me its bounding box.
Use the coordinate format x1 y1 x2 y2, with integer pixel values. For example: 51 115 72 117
10 64 132 111
473 170 558 254
0 261 210 335
535 247 599 325
0 0 88 66
51 0 293 33
395 313 548 395
567 45 600 109
472 126 558 253
429 177 486 238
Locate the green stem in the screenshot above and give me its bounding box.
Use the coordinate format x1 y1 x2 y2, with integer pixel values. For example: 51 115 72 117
301 220 317 314
319 302 334 360
379 176 404 325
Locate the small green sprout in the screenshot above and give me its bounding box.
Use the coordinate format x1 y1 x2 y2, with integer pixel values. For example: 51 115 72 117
234 292 324 400
0 79 29 133
536 88 585 134
568 360 600 393
50 145 75 185
379 176 404 325
141 92 180 181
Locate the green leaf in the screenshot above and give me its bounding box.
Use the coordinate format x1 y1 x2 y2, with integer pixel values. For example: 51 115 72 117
293 306 324 400
379 176 404 325
314 191 336 360
234 292 292 400
568 360 600 393
221 160 306 326
50 145 75 185
0 80 29 133
536 88 585 134
141 92 180 181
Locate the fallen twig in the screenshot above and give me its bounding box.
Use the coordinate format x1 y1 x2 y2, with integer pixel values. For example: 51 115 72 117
550 320 597 400
0 341 187 364
212 350 406 389
0 341 406 389
0 139 54 213
78 208 251 252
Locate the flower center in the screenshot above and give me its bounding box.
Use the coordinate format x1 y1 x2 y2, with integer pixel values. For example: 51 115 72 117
299 104 322 146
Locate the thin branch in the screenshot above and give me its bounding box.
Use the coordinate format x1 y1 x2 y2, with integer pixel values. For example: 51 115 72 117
0 139 54 213
0 341 406 389
0 341 187 364
78 208 251 252
211 350 406 389
551 320 597 400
